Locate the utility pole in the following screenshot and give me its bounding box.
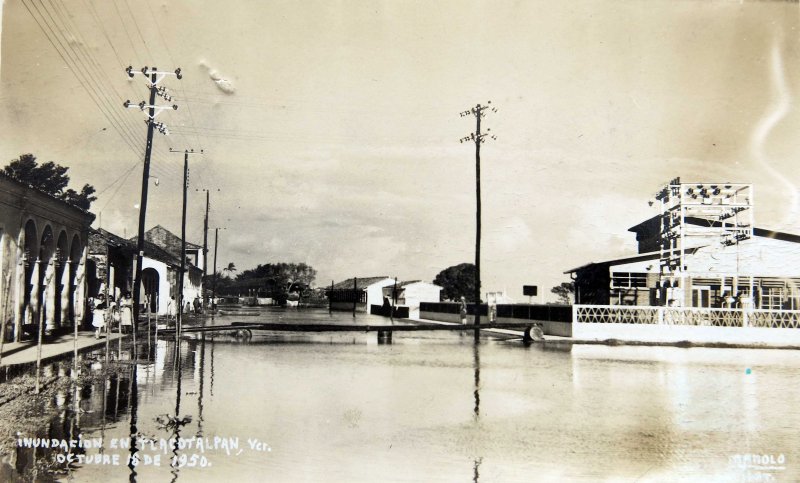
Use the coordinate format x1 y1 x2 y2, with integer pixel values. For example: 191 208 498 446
353 277 357 318
210 227 225 314
460 102 497 341
170 148 203 343
196 188 217 311
125 66 182 329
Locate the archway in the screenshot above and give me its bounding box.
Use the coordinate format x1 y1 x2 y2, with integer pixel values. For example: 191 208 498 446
20 220 38 339
142 268 160 313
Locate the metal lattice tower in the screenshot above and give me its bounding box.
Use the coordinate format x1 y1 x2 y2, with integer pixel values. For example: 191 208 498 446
654 177 754 305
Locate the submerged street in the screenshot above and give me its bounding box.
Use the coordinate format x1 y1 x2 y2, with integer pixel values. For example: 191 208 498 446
4 308 799 482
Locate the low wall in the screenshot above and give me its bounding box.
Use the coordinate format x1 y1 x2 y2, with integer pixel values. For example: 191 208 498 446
573 322 800 345
496 317 572 337
418 310 572 337
330 302 368 313
370 305 410 318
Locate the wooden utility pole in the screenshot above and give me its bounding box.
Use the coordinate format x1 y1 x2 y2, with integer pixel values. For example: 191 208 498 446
353 277 357 318
202 190 209 310
170 149 203 343
197 188 220 311
125 66 181 328
391 277 397 322
460 102 497 341
210 227 224 311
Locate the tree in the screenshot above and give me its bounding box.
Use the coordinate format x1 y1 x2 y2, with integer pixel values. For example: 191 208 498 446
3 153 97 209
433 263 477 302
230 262 317 303
223 262 237 277
551 282 575 304
62 184 97 210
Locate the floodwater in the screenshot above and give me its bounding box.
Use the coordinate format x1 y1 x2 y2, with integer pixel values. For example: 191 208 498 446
6 307 800 482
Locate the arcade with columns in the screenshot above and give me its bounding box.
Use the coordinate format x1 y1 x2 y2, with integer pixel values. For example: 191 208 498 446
0 173 94 342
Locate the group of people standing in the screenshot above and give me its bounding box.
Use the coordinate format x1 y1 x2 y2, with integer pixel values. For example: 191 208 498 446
90 294 205 338
89 293 133 339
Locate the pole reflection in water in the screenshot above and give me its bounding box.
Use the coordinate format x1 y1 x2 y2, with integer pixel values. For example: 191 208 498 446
100 348 108 458
114 371 121 419
128 362 139 482
170 339 183 483
473 343 480 421
198 333 206 436
473 457 483 483
472 343 482 481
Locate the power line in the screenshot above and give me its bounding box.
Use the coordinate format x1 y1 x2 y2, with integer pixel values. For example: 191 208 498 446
40 0 148 153
142 0 204 153
109 0 144 64
121 0 156 61
96 159 141 196
19 0 144 160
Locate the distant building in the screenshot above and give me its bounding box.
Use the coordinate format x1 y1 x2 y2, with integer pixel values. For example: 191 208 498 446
567 178 800 309
140 225 205 272
328 276 395 313
0 172 94 341
86 225 204 316
382 281 442 318
134 225 204 308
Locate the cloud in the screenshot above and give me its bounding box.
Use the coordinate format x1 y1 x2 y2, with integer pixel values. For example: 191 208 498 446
199 60 235 94
749 36 799 230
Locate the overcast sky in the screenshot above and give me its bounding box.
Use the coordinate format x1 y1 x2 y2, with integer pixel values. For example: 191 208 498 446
2 0 799 301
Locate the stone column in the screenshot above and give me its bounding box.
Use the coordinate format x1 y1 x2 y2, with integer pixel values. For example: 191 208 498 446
44 259 57 332
13 253 25 342
74 245 87 325
28 258 41 328
61 259 72 328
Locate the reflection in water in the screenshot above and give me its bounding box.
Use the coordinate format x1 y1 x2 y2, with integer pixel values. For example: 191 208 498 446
473 456 483 483
473 343 482 482
473 343 481 421
170 338 183 483
6 309 800 482
198 334 206 436
128 363 139 482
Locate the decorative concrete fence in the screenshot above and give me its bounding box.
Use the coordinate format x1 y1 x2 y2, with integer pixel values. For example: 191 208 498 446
573 305 800 345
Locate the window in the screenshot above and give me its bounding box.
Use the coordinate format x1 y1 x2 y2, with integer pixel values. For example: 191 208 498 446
692 288 711 308
761 288 783 310
611 272 647 288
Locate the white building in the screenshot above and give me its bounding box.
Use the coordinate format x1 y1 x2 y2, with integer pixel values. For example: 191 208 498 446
382 281 442 318
328 276 396 313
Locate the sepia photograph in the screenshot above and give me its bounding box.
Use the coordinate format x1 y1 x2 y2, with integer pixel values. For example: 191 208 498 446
1 0 800 481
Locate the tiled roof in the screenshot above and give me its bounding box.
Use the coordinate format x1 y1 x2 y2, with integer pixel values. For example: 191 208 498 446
133 225 202 260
